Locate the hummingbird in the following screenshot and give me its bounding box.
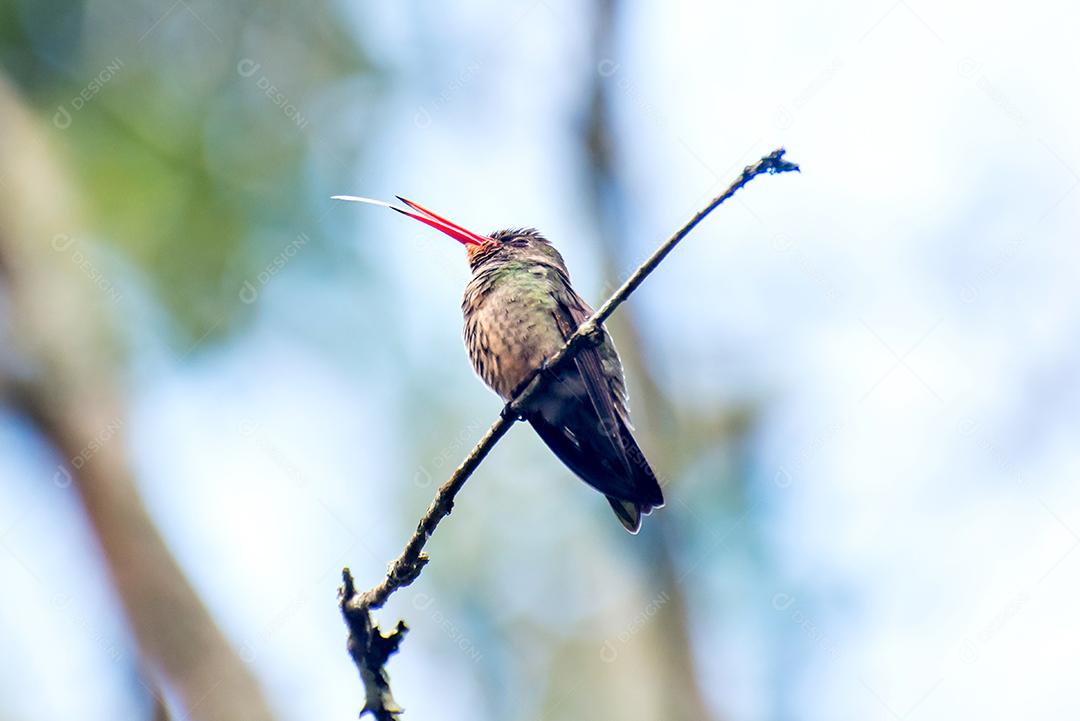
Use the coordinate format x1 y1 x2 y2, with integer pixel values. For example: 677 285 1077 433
334 195 664 532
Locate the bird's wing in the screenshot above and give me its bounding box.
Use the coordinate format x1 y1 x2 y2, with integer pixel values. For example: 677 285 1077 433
550 286 632 477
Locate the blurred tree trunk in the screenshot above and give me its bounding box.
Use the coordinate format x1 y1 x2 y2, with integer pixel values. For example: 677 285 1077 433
0 75 277 721
577 1 750 718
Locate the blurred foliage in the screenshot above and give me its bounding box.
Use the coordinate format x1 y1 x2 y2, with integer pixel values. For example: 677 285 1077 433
0 0 373 339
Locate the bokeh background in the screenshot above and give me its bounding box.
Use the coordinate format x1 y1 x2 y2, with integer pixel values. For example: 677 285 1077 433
1 1 1078 720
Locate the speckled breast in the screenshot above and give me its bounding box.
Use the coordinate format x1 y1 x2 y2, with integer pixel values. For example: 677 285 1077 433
462 267 564 400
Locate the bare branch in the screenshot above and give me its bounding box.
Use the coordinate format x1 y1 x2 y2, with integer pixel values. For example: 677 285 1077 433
340 569 409 721
339 148 799 719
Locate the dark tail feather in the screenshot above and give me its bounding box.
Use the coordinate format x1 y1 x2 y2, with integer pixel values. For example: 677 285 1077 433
608 422 664 533
616 415 664 510
607 496 642 533
529 412 664 533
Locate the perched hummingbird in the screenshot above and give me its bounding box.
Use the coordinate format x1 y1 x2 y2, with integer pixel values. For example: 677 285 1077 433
335 195 664 532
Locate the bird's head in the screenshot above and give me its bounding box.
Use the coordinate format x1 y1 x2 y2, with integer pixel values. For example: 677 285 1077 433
468 227 563 271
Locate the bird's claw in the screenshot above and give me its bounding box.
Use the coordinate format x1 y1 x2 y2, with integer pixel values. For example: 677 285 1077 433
533 358 564 389
579 322 604 347
501 402 525 422
504 358 561 421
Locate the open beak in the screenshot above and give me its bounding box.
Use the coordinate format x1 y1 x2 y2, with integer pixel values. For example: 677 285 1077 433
332 194 489 247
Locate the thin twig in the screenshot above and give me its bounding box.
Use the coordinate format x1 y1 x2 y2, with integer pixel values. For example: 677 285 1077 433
339 148 799 719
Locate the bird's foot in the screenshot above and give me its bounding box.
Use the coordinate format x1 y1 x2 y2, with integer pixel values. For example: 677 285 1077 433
578 322 605 348
509 358 556 399
533 357 565 390
500 402 524 422
504 358 561 419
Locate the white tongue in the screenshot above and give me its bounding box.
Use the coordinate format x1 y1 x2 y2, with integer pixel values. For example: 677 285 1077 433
331 195 407 212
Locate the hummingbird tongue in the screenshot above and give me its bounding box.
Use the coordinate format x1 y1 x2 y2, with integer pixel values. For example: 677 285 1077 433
332 194 489 246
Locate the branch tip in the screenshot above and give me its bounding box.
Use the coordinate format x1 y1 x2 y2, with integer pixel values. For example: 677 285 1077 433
760 147 799 174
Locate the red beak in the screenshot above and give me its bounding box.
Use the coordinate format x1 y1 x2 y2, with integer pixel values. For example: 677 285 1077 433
332 194 489 247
